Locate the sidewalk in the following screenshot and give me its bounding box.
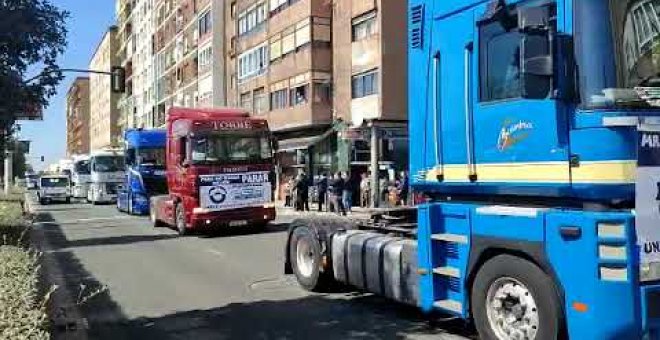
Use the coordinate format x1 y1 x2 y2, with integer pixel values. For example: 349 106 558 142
275 201 410 220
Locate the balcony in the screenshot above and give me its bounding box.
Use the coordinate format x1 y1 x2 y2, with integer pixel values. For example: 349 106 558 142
267 101 332 132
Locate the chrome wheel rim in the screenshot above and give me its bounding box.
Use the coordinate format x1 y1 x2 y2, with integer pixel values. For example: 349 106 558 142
296 238 315 278
486 277 539 340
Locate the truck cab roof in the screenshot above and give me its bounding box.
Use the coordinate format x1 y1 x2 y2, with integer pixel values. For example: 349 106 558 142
167 107 250 122
124 128 167 148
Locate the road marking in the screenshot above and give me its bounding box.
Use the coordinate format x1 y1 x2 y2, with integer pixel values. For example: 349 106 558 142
206 249 226 258
35 216 134 225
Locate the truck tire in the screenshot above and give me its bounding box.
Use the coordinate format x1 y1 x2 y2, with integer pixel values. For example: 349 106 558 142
471 254 562 340
289 226 332 292
65 197 71 204
175 204 188 236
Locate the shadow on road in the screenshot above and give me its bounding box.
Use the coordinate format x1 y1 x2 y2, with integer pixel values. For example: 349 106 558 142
32 212 134 339
88 294 474 340
32 211 475 340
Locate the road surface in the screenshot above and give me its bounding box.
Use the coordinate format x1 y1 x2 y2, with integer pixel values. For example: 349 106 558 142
29 194 473 340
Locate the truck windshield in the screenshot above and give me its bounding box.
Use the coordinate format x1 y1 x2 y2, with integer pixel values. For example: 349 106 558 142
137 148 165 168
191 134 272 164
74 160 90 174
93 156 124 172
576 0 660 109
41 178 69 187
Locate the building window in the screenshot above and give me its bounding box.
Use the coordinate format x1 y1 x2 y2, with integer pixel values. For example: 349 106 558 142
254 87 268 115
199 46 213 70
352 11 377 42
478 16 521 102
290 84 308 106
352 69 379 98
313 82 331 103
238 2 267 36
270 88 287 110
240 92 252 113
199 11 212 37
238 44 268 81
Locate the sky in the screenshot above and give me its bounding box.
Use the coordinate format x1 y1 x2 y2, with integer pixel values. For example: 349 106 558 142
17 0 116 171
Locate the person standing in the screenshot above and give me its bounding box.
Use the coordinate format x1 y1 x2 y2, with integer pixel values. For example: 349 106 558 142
342 172 353 213
283 177 292 207
317 173 328 212
328 172 346 215
360 173 370 208
397 171 410 206
295 173 310 212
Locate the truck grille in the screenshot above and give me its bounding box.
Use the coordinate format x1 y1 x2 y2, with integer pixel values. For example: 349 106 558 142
106 183 119 194
143 176 168 196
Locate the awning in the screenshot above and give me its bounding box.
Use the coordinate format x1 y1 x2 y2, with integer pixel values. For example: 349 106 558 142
276 127 336 152
277 136 322 152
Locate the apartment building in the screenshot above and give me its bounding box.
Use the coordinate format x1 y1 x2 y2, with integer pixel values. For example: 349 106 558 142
152 0 227 126
89 26 121 151
65 77 91 157
225 0 334 192
116 0 157 129
332 0 409 185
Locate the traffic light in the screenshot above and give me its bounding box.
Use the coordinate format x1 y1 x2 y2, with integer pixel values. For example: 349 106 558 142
111 66 126 93
40 156 44 162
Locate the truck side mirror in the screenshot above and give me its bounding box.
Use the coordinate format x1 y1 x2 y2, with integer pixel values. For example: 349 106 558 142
519 5 553 99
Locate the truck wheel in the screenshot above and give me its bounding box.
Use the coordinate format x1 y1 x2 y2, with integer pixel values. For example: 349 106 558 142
472 254 562 340
289 226 331 292
65 197 71 204
175 204 188 236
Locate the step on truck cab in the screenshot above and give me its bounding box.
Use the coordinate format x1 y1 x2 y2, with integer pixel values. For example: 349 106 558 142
71 154 91 199
88 149 125 204
117 128 168 215
285 0 660 339
150 107 276 235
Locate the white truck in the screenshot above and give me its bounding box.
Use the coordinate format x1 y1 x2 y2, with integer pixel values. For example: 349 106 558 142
71 154 91 199
88 149 124 204
37 175 71 204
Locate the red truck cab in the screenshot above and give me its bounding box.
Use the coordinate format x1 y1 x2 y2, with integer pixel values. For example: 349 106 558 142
150 107 276 235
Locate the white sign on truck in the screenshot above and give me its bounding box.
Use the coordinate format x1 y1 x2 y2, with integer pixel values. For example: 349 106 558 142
199 171 271 211
637 127 660 262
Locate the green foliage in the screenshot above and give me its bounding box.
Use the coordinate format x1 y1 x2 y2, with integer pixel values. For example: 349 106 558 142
0 201 27 246
0 0 69 140
0 199 48 339
0 246 49 339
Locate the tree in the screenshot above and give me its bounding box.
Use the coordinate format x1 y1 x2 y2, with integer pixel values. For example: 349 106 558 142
0 0 69 148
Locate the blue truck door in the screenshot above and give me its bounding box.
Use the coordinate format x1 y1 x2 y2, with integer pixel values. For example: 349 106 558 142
432 8 477 181
470 2 570 189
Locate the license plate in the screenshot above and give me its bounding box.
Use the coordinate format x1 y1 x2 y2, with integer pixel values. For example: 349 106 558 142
229 220 248 227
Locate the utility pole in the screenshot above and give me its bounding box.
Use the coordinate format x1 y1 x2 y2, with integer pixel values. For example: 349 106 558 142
370 122 380 208
3 141 12 195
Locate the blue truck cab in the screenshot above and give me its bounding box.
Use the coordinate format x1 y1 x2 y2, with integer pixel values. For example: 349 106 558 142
284 0 660 339
117 128 167 215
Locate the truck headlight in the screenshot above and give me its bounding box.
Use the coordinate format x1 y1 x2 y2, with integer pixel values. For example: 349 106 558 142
640 262 660 282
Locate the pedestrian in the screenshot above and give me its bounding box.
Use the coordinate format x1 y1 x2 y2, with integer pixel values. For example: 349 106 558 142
380 176 389 207
317 173 328 212
328 172 346 215
295 173 310 211
283 177 292 207
397 171 410 206
360 172 370 208
342 172 353 213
